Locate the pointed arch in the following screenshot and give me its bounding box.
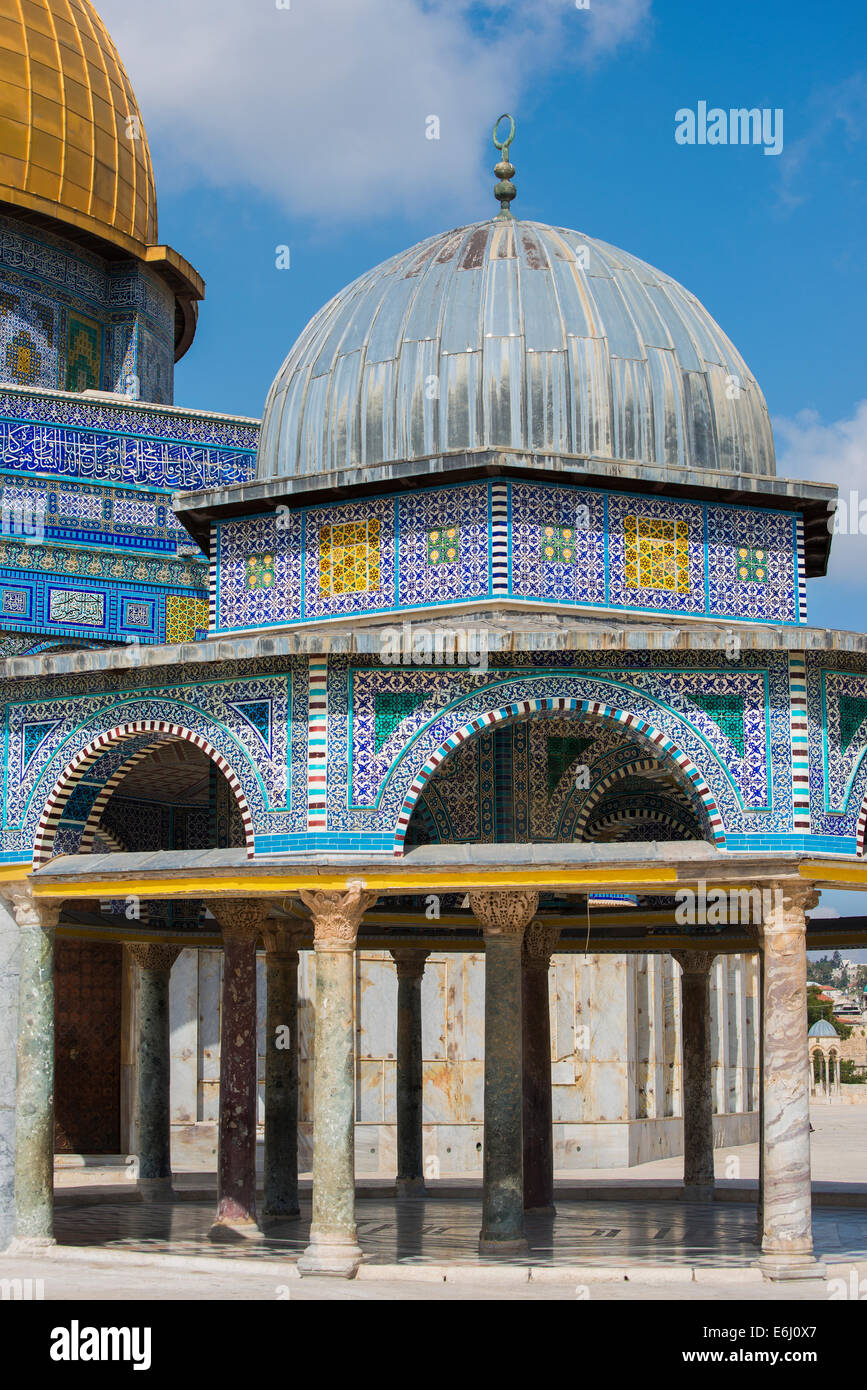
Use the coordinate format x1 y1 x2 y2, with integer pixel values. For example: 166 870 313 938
32 721 254 866
393 696 726 856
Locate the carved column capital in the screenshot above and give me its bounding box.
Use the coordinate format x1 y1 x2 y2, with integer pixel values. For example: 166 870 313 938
522 921 560 969
759 883 820 943
470 889 539 938
262 923 304 959
126 942 181 972
299 886 377 952
2 884 60 931
672 949 717 975
210 897 271 943
390 948 429 981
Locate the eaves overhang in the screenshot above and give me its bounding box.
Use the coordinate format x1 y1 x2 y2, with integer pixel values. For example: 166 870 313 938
172 448 837 576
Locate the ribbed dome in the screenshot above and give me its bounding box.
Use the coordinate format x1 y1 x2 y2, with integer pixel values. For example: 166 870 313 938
808 1020 839 1038
0 0 157 253
258 218 775 481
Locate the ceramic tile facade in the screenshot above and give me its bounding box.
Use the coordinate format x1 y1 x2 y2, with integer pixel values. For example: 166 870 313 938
0 214 174 402
0 388 257 491
212 481 804 633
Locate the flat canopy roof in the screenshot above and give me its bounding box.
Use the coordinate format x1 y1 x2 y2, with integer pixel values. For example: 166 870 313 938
16 842 867 899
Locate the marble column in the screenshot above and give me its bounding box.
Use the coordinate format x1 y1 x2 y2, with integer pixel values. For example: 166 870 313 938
127 943 180 1201
8 887 60 1248
756 949 765 1241
758 884 820 1280
390 948 429 1196
672 951 716 1202
297 887 376 1277
209 898 268 1240
262 924 303 1218
470 889 539 1255
0 894 20 1251
522 922 559 1214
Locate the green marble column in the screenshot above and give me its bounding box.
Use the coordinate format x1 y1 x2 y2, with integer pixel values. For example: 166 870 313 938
127 943 180 1201
390 949 428 1196
672 950 716 1203
263 925 302 1218
471 890 539 1256
297 887 375 1278
522 923 559 1214
10 888 60 1248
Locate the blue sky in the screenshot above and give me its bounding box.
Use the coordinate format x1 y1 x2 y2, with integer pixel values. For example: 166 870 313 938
100 0 866 637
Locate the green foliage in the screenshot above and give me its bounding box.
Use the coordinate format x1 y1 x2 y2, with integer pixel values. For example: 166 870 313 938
806 986 852 1037
808 957 837 986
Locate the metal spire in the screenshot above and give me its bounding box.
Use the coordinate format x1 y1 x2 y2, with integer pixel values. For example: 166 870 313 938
493 113 517 217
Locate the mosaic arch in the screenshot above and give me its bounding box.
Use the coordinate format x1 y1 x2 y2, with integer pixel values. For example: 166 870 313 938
571 757 696 841
393 697 726 856
79 738 174 851
32 722 255 866
582 801 702 842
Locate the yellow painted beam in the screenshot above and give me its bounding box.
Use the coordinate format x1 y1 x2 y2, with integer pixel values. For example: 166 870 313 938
799 863 867 887
34 865 679 899
0 866 30 884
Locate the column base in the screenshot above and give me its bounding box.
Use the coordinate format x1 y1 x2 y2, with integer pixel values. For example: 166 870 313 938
478 1234 529 1256
263 1203 301 1220
138 1177 174 1203
395 1176 427 1198
681 1183 715 1203
7 1235 55 1253
297 1232 363 1278
208 1215 262 1242
756 1254 826 1282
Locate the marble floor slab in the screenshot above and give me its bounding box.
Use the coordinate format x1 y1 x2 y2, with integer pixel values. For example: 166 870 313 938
49 1193 867 1270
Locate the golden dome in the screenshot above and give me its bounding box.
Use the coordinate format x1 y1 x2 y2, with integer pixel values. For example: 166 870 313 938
0 0 203 357
0 0 159 252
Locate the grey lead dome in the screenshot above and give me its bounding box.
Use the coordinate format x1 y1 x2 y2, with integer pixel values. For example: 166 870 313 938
257 217 775 481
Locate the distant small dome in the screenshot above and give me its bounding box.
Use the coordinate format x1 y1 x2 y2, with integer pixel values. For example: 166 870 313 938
258 217 775 482
808 1019 838 1038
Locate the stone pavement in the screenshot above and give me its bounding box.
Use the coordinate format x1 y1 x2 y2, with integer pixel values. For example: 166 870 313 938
12 1102 865 1299
0 1252 843 1300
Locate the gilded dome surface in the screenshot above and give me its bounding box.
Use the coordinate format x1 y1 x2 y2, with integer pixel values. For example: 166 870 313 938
0 0 157 253
258 218 775 481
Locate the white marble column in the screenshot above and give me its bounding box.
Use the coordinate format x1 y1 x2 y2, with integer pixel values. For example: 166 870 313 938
758 883 820 1280
470 889 539 1255
7 887 60 1249
297 887 376 1277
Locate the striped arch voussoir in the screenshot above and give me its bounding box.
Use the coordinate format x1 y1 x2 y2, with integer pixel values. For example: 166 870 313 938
856 791 867 858
33 722 255 866
393 697 726 857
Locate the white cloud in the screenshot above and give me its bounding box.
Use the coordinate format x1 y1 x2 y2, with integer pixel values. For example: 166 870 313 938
776 71 867 212
97 0 650 226
774 400 867 585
